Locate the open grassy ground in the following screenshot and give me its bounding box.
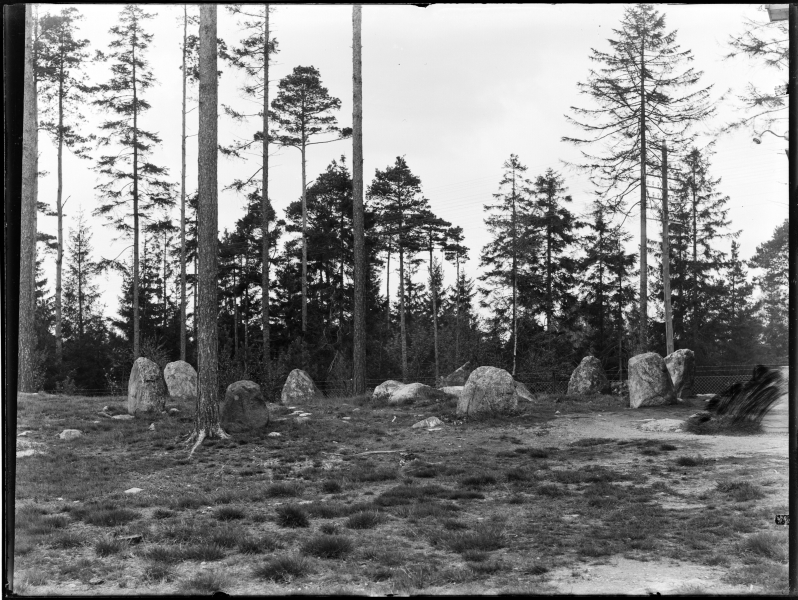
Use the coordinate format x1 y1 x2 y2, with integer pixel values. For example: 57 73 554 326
13 391 788 595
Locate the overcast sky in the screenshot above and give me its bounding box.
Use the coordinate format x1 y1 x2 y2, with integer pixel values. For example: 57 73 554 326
35 3 788 322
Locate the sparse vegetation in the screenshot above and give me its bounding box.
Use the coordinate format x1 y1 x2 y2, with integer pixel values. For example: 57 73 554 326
302 534 354 559
275 504 310 528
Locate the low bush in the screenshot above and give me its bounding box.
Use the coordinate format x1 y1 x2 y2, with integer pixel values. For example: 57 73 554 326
302 534 353 559
346 510 384 530
253 555 312 583
276 504 310 528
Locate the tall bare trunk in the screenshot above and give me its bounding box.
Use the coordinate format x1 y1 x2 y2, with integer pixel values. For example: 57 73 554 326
18 4 38 392
180 5 188 361
429 238 439 382
545 190 553 333
301 142 308 364
662 143 674 355
132 18 141 359
691 161 698 350
399 246 407 381
455 255 460 363
511 170 518 377
261 3 271 377
191 4 228 454
638 34 648 353
55 31 65 364
352 4 366 395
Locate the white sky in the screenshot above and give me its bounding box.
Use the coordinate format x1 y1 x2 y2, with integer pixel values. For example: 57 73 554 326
35 3 788 322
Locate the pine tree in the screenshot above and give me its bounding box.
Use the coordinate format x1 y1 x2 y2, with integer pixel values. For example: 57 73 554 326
419 209 451 382
443 225 469 365
368 157 430 381
717 241 761 363
271 65 350 345
19 4 39 392
563 3 714 352
223 4 277 372
352 3 366 395
91 4 175 360
749 219 788 362
190 4 228 454
36 7 93 365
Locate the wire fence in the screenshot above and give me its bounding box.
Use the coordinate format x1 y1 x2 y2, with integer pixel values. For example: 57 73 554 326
29 364 788 399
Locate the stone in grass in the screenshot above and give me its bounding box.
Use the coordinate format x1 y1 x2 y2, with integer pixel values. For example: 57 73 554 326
567 356 610 396
457 366 519 416
128 357 168 415
412 416 443 429
664 349 696 399
268 432 281 437
281 369 323 405
124 487 144 495
163 360 198 402
372 380 403 401
628 352 677 408
112 414 135 421
58 429 82 441
440 386 464 398
221 381 270 431
388 383 447 405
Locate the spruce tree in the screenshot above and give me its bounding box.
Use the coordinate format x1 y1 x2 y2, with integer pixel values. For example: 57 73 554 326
563 3 714 352
91 4 175 359
443 226 469 366
368 157 430 381
479 154 535 376
749 219 788 362
718 241 761 363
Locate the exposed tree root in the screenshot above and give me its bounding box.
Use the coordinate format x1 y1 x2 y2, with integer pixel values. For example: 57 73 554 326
185 426 231 458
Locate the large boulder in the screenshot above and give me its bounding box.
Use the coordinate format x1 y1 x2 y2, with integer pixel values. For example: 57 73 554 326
280 369 322 405
221 380 269 430
441 385 464 398
457 366 519 416
628 352 676 408
128 357 168 415
163 360 197 401
664 349 696 399
567 356 610 396
372 380 403 401
438 362 473 387
388 383 444 405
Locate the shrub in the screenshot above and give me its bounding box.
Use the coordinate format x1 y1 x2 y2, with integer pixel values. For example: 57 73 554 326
81 508 139 527
302 534 354 559
171 494 211 510
675 455 706 467
238 534 279 555
49 531 85 549
716 479 766 502
320 522 340 535
153 508 175 519
276 504 310 528
265 482 304 497
346 510 384 530
24 514 69 535
444 522 506 553
322 480 342 494
181 542 226 562
461 473 497 488
142 563 173 583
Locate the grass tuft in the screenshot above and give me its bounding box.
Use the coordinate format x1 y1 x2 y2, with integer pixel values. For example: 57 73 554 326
739 532 787 562
179 570 230 595
675 455 706 467
716 479 766 502
215 506 245 521
443 522 506 553
461 473 498 488
276 504 310 528
95 536 126 556
265 481 304 497
346 510 385 530
321 480 342 494
302 534 354 559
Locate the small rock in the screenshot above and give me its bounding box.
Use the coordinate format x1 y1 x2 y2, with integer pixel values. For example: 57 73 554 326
92 420 100 424
119 534 143 544
17 431 30 437
168 408 179 415
294 416 311 424
342 417 351 421
58 429 82 441
299 412 312 417
16 449 35 458
427 427 442 432
268 432 281 437
639 419 685 432
412 416 443 429
148 423 155 431
112 414 135 421
124 487 143 494
102 406 110 412
89 577 104 586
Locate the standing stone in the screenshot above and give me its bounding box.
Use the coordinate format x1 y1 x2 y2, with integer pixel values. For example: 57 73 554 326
128 357 168 415
388 382 444 405
221 380 270 430
438 362 472 387
280 369 322 405
441 386 464 398
514 380 536 402
664 349 695 399
628 352 676 408
567 356 610 396
163 360 198 401
372 380 403 401
457 366 519 416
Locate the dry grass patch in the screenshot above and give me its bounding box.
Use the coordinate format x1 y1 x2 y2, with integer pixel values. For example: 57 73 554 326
302 534 354 559
276 504 310 528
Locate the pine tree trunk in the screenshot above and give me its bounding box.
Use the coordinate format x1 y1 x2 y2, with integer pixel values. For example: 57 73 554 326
455 256 460 363
429 239 439 383
662 143 674 355
54 37 65 365
180 5 188 362
132 19 141 359
301 145 308 339
618 264 623 380
638 34 648 353
261 3 271 378
18 4 38 392
352 3 366 395
691 162 698 351
399 246 407 382
511 171 518 377
191 4 228 454
546 193 553 333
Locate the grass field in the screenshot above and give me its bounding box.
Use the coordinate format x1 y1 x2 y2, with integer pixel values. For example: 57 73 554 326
12 391 788 595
